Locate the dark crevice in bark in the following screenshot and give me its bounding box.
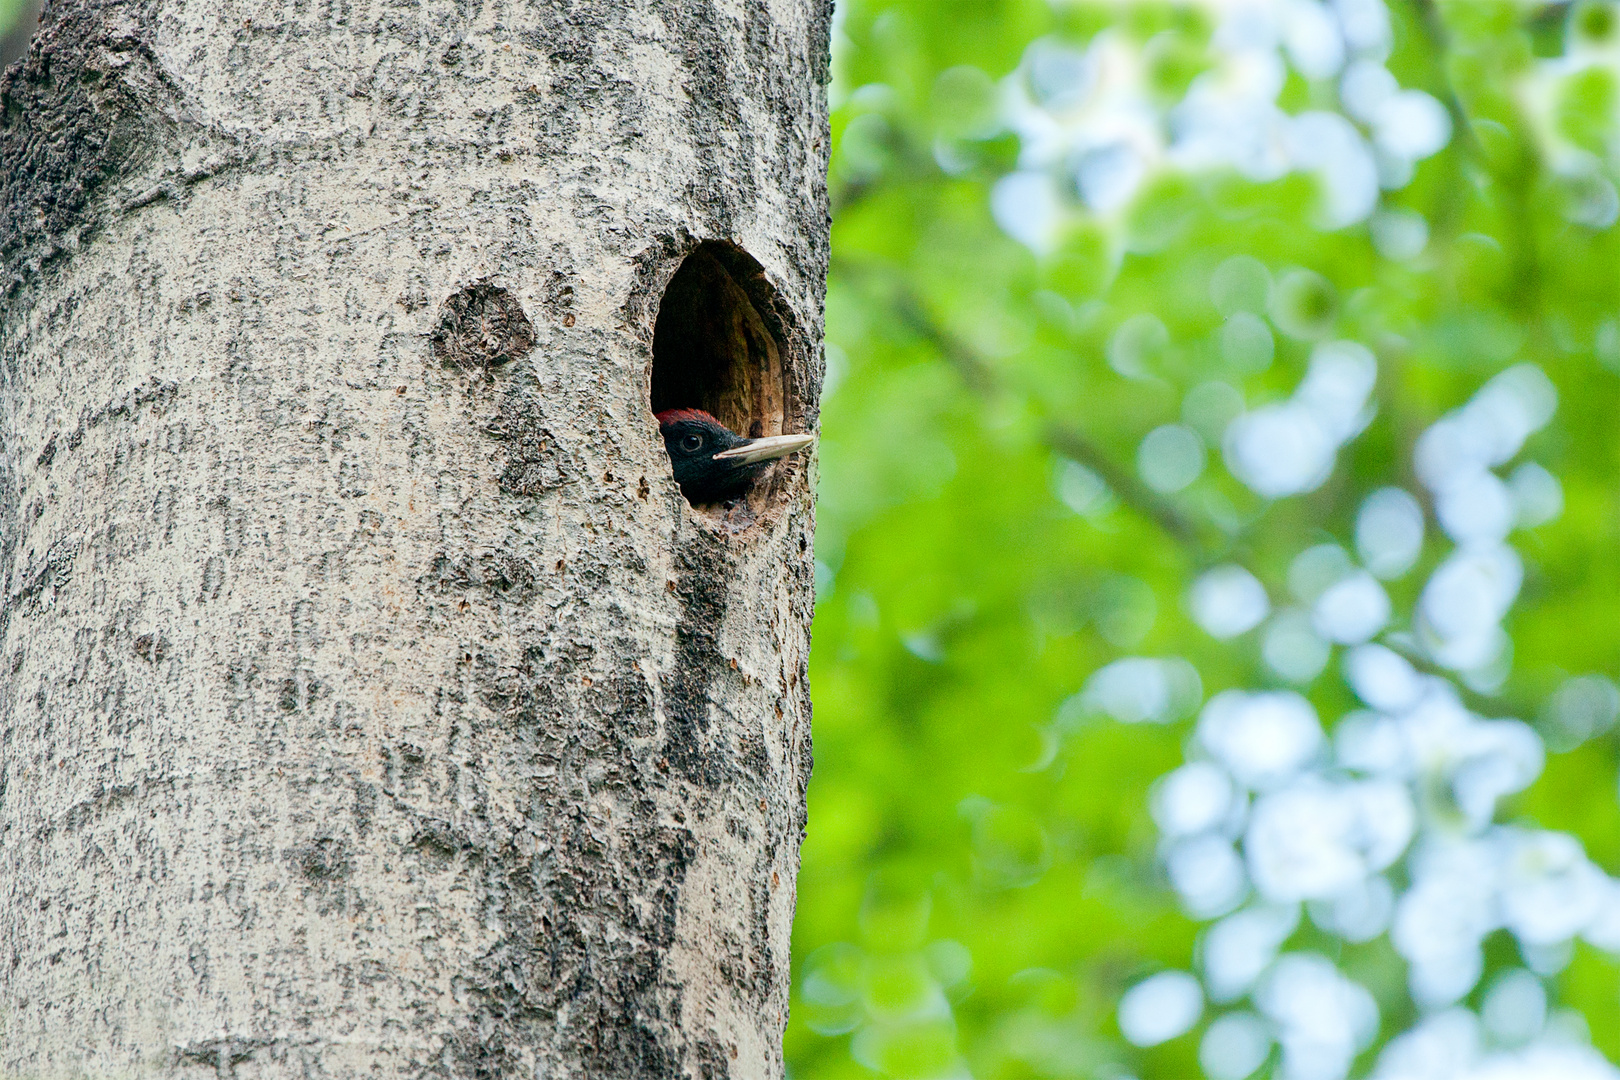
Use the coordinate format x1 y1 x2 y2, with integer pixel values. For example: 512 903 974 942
661 534 735 791
439 634 699 1077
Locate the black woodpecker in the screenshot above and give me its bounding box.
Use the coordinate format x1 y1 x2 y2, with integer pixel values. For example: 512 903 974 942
656 408 814 503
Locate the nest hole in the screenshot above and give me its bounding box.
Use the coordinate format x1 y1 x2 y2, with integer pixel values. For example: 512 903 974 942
644 244 797 518
650 242 796 512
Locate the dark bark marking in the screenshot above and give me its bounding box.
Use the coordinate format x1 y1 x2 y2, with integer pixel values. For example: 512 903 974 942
199 555 224 601
541 267 576 323
292 837 351 883
0 2 243 297
174 1036 272 1079
0 0 158 292
425 550 537 604
479 380 576 498
1 534 77 641
132 632 167 662
590 665 657 740
431 280 535 372
352 780 378 836
275 674 321 714
436 792 696 1079
661 535 732 790
696 1036 736 1080
411 819 463 868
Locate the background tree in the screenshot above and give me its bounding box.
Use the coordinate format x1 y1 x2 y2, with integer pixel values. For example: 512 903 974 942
0 0 37 67
792 2 1620 1079
0 1 829 1075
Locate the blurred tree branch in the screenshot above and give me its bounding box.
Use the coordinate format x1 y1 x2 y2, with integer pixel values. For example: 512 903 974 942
1407 0 1546 324
833 256 1211 555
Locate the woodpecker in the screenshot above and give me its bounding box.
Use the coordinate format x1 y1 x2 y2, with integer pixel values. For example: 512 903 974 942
655 408 814 503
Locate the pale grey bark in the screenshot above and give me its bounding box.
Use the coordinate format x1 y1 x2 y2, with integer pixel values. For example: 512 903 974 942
0 1 829 1075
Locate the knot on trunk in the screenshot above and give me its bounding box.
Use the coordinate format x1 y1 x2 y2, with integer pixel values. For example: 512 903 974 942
431 281 535 371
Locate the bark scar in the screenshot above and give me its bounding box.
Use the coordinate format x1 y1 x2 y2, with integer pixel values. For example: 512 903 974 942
431 280 536 371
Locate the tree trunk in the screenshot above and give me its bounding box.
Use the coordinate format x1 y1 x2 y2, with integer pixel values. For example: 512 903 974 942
0 1 828 1075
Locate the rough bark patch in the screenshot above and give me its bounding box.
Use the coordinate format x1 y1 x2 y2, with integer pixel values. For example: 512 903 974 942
431 281 536 371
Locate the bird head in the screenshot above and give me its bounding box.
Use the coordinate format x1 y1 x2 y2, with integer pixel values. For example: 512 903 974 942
655 408 815 503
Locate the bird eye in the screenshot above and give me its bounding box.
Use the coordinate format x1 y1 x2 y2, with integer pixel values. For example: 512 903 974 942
680 433 703 452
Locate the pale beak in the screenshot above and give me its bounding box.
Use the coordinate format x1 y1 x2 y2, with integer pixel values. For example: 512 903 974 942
712 432 815 466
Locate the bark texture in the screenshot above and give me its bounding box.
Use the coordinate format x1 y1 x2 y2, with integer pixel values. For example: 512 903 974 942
0 1 828 1075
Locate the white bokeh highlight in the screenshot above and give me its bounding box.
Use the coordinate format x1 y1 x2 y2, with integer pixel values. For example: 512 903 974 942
1190 565 1271 639
1224 341 1377 499
994 0 1452 252
1118 970 1204 1047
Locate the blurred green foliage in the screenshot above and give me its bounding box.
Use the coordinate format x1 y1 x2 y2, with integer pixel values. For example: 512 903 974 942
793 2 1620 1077
0 0 27 40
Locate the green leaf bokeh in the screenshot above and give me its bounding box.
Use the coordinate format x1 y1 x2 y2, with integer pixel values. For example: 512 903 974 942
795 2 1620 1078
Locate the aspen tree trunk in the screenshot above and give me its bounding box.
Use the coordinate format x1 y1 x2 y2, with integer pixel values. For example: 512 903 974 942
0 1 828 1075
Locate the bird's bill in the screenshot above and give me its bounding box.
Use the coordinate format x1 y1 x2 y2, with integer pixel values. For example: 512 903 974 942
712 432 815 465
